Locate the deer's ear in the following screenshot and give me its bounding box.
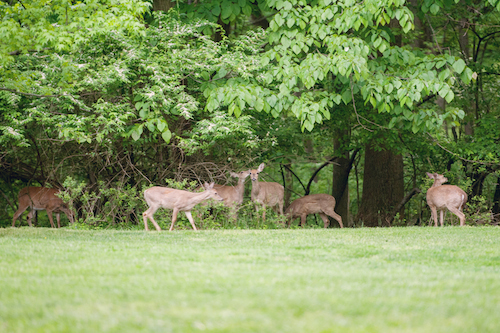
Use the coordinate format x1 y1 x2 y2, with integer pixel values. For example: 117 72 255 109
426 172 434 179
257 163 265 172
209 182 215 189
203 182 209 188
230 172 238 178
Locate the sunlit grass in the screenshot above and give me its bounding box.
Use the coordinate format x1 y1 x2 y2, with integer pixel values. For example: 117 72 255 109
0 227 499 332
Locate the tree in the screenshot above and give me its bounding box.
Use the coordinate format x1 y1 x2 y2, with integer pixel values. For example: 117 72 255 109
204 0 474 225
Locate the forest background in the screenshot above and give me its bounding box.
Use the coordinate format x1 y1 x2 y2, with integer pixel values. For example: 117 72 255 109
1 0 499 229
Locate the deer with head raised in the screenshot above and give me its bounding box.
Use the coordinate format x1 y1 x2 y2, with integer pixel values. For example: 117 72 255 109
249 163 284 221
12 187 75 228
426 172 467 227
142 182 223 231
213 171 250 208
285 193 343 228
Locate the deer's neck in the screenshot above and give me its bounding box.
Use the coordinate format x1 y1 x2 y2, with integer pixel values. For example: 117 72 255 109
235 178 246 196
431 181 444 188
251 179 261 197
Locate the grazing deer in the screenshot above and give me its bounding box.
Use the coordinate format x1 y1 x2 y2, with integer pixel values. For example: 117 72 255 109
142 182 223 231
426 172 468 227
249 163 284 221
12 187 75 228
285 193 343 228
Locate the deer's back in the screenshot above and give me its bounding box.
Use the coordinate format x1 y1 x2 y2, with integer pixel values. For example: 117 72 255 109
19 187 62 208
427 185 467 209
144 186 209 211
215 185 244 206
253 182 284 206
287 194 335 217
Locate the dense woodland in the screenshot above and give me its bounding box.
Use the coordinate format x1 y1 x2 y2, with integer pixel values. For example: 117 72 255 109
1 0 499 229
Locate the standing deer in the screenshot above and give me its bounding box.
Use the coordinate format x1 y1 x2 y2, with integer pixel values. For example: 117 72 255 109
426 172 468 227
249 163 284 221
12 187 75 228
142 182 223 231
285 193 343 228
214 171 250 207
211 171 251 220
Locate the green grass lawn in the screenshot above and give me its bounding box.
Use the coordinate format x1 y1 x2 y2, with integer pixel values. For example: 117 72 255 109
0 227 499 333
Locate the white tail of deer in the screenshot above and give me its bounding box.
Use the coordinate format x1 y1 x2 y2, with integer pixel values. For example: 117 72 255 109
12 187 75 228
142 182 223 231
285 193 343 228
426 172 467 227
249 163 284 221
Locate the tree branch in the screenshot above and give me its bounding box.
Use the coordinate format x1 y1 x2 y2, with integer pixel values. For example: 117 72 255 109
0 87 63 98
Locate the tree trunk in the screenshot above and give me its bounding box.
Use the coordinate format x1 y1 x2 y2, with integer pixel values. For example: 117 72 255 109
356 144 404 227
331 136 351 227
283 162 293 208
153 0 173 12
492 176 500 224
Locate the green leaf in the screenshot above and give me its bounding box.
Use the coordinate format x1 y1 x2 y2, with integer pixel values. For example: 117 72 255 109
146 121 155 132
221 5 232 19
161 130 172 143
430 3 440 14
157 119 166 132
212 5 221 16
460 68 473 85
445 90 454 103
255 98 264 111
385 83 394 94
452 59 466 74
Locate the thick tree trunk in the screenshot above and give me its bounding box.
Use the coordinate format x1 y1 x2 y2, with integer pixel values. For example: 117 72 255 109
356 144 404 227
153 0 173 12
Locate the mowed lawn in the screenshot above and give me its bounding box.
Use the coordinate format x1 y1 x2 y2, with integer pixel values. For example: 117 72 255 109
0 227 499 333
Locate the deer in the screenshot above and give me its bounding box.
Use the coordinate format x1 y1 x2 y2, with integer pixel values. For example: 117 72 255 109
285 193 343 228
214 171 251 207
249 163 284 221
208 171 251 220
12 186 75 228
426 172 468 227
142 182 223 231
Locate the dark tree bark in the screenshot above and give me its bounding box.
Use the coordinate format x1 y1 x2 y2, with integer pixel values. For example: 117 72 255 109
492 176 500 223
283 162 293 208
153 0 173 12
356 144 405 227
331 138 359 227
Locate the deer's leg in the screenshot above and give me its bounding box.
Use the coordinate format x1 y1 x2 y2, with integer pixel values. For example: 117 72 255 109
12 207 27 227
319 213 330 228
56 213 61 228
325 210 343 228
448 206 466 226
261 204 266 222
300 214 307 227
143 207 161 231
26 209 34 227
184 211 198 231
430 206 438 227
142 210 150 231
46 210 56 228
439 210 444 227
169 208 179 231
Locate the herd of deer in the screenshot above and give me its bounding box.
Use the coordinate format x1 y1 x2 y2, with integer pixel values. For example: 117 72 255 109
11 165 468 230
